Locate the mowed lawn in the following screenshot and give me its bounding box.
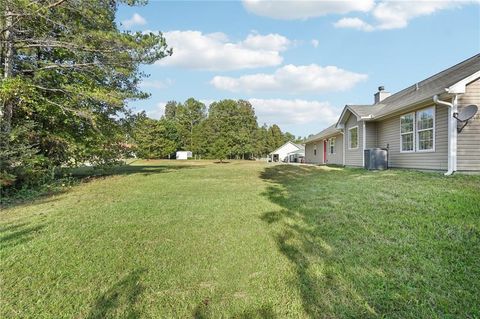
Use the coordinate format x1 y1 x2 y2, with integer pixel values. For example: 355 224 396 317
1 161 479 318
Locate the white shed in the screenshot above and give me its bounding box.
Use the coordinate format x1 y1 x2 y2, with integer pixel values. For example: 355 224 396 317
176 151 192 160
269 142 304 163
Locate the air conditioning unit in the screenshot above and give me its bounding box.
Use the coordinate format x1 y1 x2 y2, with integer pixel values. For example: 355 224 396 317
364 148 388 170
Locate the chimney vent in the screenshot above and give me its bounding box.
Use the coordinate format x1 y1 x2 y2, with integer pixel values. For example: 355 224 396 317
374 86 391 104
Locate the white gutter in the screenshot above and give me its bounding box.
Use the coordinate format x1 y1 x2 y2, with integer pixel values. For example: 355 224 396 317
360 115 374 120
433 94 458 176
341 131 345 166
362 121 366 167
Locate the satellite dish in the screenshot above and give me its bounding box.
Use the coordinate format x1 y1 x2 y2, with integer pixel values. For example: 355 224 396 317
454 104 478 133
455 105 478 122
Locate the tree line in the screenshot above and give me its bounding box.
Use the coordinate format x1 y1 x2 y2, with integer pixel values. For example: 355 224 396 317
1 0 170 193
0 1 302 197
130 98 302 161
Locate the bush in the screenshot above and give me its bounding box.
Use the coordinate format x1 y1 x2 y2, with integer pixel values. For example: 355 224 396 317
0 123 55 199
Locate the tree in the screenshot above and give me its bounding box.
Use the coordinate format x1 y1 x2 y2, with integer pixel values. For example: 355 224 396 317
133 117 178 159
267 124 285 151
164 100 179 120
176 98 206 150
212 137 228 163
0 0 171 189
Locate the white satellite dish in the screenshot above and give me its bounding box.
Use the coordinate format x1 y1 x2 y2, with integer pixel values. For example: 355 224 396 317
454 105 478 133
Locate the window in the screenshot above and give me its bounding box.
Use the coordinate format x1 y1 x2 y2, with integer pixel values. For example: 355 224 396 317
416 107 435 151
349 127 358 149
399 107 435 153
313 145 317 156
400 113 414 152
329 138 335 154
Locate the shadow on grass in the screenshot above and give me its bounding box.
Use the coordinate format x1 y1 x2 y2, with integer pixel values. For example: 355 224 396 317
193 300 276 319
71 164 204 179
2 163 204 209
259 164 480 318
0 222 46 249
259 165 383 318
86 268 147 319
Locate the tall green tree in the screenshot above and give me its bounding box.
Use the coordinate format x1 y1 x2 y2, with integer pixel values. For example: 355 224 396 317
0 0 171 188
133 116 178 159
164 100 179 120
176 98 206 151
267 124 285 151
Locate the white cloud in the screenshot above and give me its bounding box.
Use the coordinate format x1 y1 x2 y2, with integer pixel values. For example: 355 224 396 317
242 0 375 19
248 98 340 126
145 102 166 119
122 13 147 28
334 0 478 31
139 79 173 90
242 33 291 51
334 17 374 31
311 39 320 48
371 0 473 30
211 64 367 93
156 31 291 71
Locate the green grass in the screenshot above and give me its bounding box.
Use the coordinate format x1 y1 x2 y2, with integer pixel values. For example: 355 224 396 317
1 161 479 318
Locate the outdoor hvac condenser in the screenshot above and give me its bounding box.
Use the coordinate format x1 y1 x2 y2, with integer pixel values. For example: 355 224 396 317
364 148 388 170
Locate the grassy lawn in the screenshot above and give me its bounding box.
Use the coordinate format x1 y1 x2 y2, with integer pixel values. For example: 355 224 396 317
1 161 479 318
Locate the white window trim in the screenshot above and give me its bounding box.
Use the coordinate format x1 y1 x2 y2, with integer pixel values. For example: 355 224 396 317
348 126 359 150
398 106 436 154
416 106 436 153
400 112 415 153
329 137 336 154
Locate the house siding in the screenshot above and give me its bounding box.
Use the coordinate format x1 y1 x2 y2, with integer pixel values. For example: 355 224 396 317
376 105 448 170
344 112 363 167
365 122 377 148
305 141 322 164
325 133 344 165
457 78 480 171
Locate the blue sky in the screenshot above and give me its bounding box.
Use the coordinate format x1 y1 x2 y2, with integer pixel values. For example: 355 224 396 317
117 0 480 137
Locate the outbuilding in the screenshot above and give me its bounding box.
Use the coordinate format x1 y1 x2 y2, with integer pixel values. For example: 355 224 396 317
269 141 304 163
176 151 192 160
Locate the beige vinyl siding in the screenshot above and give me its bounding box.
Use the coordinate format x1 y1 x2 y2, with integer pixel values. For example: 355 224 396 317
344 112 363 166
376 105 448 170
365 122 377 148
457 78 480 171
305 141 322 164
325 133 344 165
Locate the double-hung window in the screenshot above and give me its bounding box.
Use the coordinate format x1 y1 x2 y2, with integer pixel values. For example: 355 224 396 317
416 107 435 151
349 127 358 149
329 138 335 154
400 106 435 152
400 113 414 152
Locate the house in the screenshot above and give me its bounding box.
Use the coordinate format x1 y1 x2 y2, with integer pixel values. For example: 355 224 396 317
305 54 480 174
286 148 305 163
176 151 192 160
304 124 343 165
269 141 304 162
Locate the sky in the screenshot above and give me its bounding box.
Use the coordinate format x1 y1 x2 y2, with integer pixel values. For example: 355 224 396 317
117 0 480 137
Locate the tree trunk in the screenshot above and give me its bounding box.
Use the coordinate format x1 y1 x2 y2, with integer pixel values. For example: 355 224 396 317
2 5 14 133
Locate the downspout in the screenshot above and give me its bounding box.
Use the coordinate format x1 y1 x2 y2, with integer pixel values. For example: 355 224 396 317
341 131 345 166
362 121 366 168
433 95 458 175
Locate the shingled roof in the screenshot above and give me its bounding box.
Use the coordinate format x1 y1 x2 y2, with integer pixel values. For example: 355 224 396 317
305 124 341 143
337 54 480 125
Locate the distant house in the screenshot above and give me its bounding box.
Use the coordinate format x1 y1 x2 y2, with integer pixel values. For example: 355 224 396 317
286 149 305 163
269 141 304 163
305 54 480 174
176 151 192 160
